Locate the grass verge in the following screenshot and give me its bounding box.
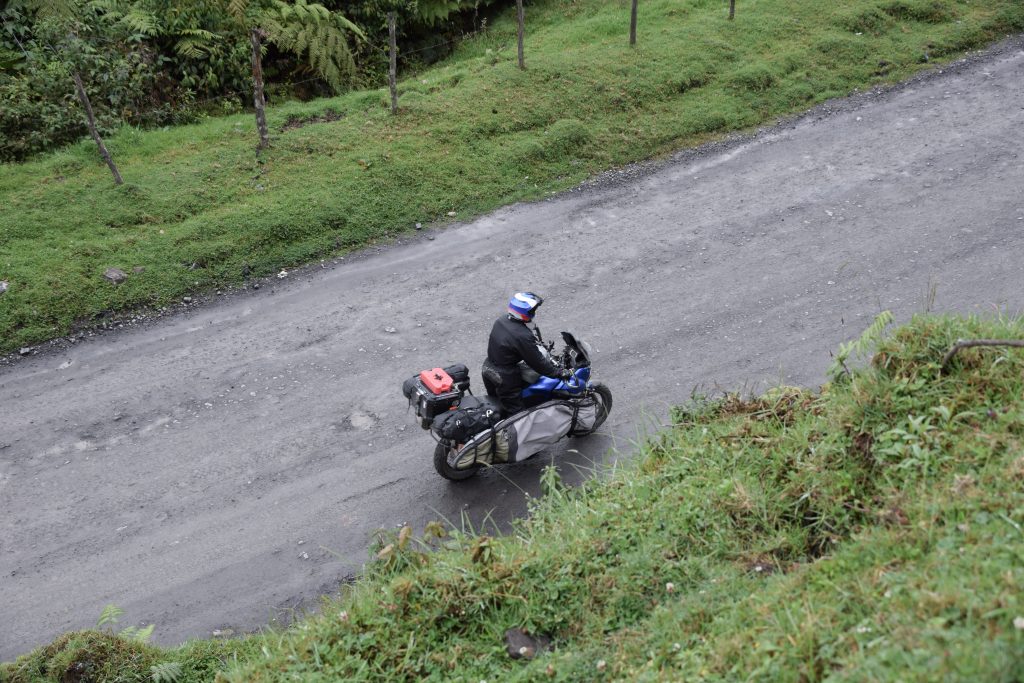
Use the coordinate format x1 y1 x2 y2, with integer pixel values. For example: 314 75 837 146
4 313 1024 680
1 0 1024 353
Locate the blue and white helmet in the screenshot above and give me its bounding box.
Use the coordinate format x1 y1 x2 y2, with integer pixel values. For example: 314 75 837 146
508 291 544 322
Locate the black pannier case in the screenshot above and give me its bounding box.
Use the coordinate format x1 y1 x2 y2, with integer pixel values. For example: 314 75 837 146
402 364 471 427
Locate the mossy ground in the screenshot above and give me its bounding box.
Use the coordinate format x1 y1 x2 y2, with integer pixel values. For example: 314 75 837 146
2 0 1023 352
5 314 1023 681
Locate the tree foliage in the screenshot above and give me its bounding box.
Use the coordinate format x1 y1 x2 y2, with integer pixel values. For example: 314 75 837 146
0 1 194 161
414 0 482 25
0 0 507 160
226 0 365 92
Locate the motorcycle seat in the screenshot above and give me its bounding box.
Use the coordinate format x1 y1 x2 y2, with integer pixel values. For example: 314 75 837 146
479 395 503 416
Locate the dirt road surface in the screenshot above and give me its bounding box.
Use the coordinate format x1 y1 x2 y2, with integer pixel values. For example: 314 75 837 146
2 39 1023 660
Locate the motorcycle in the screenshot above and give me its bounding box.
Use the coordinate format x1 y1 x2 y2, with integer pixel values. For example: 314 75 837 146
402 331 613 481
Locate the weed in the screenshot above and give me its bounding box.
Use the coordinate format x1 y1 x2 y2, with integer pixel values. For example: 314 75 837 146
828 310 894 382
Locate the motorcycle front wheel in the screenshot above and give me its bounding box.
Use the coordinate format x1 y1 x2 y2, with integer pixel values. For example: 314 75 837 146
433 443 480 481
588 382 613 431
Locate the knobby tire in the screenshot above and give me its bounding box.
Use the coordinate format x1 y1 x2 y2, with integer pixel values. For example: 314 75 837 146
433 443 480 481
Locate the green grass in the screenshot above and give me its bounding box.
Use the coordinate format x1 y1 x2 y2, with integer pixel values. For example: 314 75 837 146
5 314 1024 680
0 0 1022 352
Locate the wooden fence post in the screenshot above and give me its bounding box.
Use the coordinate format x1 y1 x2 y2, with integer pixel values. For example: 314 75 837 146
72 71 123 185
728 0 735 20
629 0 638 46
249 28 270 151
516 0 525 69
388 12 398 114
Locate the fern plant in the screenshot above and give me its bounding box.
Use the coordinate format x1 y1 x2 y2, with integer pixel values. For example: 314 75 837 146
227 0 363 92
95 603 156 643
414 0 478 25
151 661 184 683
96 603 124 628
827 310 894 382
89 0 161 38
17 0 158 35
120 623 156 643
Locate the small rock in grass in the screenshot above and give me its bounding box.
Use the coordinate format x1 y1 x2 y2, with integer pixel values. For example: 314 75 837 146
19 347 32 356
132 266 145 274
183 296 192 303
447 211 457 217
0 280 8 295
504 628 550 660
415 222 422 230
104 268 127 285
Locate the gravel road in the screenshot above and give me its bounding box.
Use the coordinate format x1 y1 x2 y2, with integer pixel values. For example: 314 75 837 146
2 38 1023 660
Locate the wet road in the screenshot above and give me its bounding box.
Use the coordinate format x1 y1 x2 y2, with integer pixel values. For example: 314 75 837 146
2 39 1023 659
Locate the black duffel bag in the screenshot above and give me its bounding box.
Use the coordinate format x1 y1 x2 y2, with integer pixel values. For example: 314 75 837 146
444 363 471 392
432 395 501 443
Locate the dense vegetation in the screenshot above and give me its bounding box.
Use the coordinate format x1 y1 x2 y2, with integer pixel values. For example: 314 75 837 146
1 0 1021 355
5 314 1023 680
0 0 500 161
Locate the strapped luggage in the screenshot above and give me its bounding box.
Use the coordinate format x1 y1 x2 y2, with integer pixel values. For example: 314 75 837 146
446 393 604 470
430 395 502 443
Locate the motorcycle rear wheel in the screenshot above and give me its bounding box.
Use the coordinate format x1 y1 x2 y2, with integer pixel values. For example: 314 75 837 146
433 443 480 481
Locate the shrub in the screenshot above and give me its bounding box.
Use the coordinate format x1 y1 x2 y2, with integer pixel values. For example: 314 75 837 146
675 64 716 93
0 74 86 161
815 35 873 66
880 0 957 23
834 6 894 34
0 33 201 162
928 21 988 57
727 64 777 92
545 118 592 157
510 137 547 166
990 4 1024 31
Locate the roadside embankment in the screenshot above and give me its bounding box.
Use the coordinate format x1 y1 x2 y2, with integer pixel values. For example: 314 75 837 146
5 314 1023 681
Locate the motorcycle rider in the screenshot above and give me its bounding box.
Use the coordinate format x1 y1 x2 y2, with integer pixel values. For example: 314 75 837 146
482 291 573 416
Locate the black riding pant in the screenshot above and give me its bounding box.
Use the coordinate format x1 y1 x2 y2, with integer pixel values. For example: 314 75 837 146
481 361 525 417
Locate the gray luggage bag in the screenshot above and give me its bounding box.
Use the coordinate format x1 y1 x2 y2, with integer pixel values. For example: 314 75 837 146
447 395 603 470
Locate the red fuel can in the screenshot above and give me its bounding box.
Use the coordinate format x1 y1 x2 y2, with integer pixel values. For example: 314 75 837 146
419 368 454 395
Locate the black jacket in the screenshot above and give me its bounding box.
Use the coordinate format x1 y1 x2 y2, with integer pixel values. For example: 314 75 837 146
486 315 560 377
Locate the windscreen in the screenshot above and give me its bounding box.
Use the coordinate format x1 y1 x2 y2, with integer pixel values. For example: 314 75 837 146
561 331 591 367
